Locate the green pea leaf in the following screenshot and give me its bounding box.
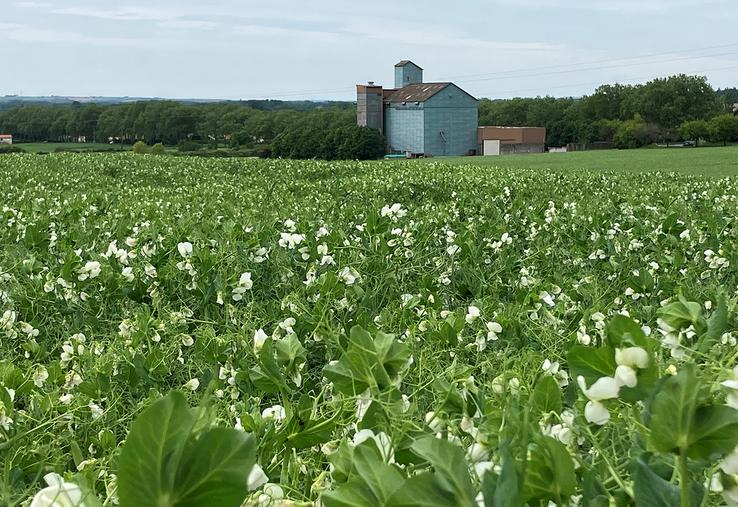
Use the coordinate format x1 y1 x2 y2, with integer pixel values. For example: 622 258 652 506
647 364 699 454
118 392 197 507
530 375 563 417
523 436 576 503
567 345 617 383
118 392 256 507
408 436 475 505
687 405 738 459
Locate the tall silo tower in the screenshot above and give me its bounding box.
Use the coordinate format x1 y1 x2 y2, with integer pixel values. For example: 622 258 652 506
356 82 384 134
394 61 423 89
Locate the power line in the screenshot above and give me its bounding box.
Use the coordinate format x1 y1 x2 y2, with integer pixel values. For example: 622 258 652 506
435 42 738 81
248 42 738 100
451 50 738 85
481 63 738 97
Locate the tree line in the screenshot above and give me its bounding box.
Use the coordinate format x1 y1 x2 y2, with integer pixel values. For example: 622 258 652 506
479 76 738 148
1 74 736 159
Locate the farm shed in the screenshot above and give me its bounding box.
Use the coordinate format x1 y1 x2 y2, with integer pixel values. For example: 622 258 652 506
478 126 546 156
0 135 12 145
357 61 479 157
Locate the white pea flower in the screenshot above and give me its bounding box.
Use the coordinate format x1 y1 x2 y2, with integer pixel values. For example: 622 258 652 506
615 347 649 369
30 473 86 507
33 366 49 388
424 411 445 432
380 203 407 222
614 365 638 389
184 378 200 391
353 429 394 463
262 405 286 422
584 401 611 426
577 376 619 401
1 310 17 333
278 233 305 250
542 359 569 388
721 446 738 475
232 272 253 301
577 375 619 425
77 261 101 281
256 484 284 506
177 242 193 258
253 329 268 352
722 366 738 410
355 389 372 422
247 464 269 491
467 442 489 464
577 326 592 345
486 321 502 340
20 322 40 338
144 264 157 278
338 267 360 286
278 318 296 334
540 291 555 307
460 416 479 439
89 402 104 420
316 226 330 238
465 306 481 324
542 359 560 375
121 267 134 282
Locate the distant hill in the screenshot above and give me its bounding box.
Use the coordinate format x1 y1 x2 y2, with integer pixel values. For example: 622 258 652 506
0 95 354 112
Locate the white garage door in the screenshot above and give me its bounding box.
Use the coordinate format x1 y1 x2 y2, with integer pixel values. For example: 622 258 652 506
483 139 501 156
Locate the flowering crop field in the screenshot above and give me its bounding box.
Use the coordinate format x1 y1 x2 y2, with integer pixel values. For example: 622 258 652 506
1 153 738 507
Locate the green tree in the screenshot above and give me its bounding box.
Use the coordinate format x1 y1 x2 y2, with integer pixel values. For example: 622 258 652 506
614 115 659 149
680 120 710 146
581 83 636 121
636 75 720 129
708 115 738 146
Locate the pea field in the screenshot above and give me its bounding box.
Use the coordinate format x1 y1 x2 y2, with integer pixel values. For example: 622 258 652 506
2 151 738 507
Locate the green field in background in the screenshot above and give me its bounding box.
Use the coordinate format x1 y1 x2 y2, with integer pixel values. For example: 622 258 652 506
436 146 738 177
15 142 128 153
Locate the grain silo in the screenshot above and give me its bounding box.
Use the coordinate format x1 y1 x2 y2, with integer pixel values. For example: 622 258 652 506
357 61 479 157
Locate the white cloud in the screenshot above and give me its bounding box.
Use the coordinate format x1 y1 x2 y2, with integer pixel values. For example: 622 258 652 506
49 6 177 22
17 3 220 30
487 0 724 12
158 19 217 30
15 1 53 8
0 22 159 47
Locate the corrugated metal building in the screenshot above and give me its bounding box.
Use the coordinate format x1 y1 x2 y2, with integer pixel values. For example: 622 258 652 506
357 61 478 157
478 126 546 155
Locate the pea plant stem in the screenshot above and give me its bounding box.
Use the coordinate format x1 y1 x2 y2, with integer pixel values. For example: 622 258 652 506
679 447 690 507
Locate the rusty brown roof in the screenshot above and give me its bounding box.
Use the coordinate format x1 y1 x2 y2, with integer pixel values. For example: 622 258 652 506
395 60 423 69
384 82 451 103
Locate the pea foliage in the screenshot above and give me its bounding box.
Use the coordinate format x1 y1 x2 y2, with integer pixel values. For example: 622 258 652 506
1 153 738 506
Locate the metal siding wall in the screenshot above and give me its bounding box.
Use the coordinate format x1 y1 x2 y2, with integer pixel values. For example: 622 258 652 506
386 105 425 154
394 64 424 88
423 86 478 157
357 90 383 132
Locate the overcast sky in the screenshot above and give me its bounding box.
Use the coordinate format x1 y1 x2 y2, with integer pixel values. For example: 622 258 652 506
1 0 737 100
